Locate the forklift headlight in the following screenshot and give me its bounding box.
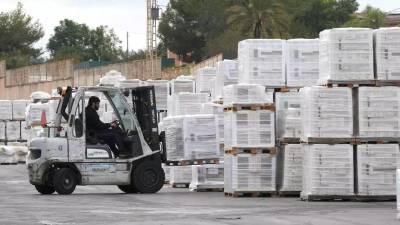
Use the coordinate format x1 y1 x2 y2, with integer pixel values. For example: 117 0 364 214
29 148 42 160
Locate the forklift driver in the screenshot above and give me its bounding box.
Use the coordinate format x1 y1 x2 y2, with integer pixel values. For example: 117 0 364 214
86 96 124 157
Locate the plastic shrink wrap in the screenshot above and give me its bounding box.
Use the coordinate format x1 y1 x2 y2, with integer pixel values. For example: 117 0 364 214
374 27 400 80
196 67 217 95
358 86 400 137
357 144 399 196
0 100 12 120
170 78 195 95
277 144 303 192
224 153 276 193
145 80 169 111
300 87 353 140
238 39 286 86
275 92 301 138
224 110 275 149
223 84 273 107
319 28 374 83
214 60 238 100
190 164 224 191
6 121 20 140
301 144 354 197
12 100 29 120
286 39 319 87
170 166 192 185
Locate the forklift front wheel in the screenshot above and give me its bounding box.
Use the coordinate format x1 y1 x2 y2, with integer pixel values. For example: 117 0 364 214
133 160 165 194
53 168 77 195
35 184 55 195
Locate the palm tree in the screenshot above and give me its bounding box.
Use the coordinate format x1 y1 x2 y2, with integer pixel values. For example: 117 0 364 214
227 0 290 39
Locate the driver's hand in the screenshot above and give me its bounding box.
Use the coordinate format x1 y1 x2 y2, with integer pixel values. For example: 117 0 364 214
111 122 118 128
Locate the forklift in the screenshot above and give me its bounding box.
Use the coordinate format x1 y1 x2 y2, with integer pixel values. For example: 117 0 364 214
26 86 166 195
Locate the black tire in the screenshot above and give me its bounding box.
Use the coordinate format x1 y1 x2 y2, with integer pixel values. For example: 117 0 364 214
133 160 165 194
35 184 55 195
53 168 77 195
117 185 138 193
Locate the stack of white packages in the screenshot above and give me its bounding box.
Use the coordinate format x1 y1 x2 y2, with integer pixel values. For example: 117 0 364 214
201 102 224 144
319 28 374 83
12 100 29 120
20 121 27 141
358 86 400 137
182 115 219 160
278 144 303 192
145 80 169 111
99 70 126 86
196 67 217 95
25 102 50 127
164 116 185 161
275 92 301 138
397 169 400 219
170 78 195 95
117 79 142 88
6 121 20 141
286 39 319 87
214 60 238 101
190 164 224 191
225 110 275 149
170 166 192 186
223 84 273 107
302 144 354 197
374 27 400 80
225 153 276 193
300 87 353 140
0 100 13 121
170 93 209 116
357 144 399 196
0 122 5 140
238 39 286 86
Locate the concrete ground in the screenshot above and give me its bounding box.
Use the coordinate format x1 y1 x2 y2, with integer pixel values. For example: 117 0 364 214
0 165 398 225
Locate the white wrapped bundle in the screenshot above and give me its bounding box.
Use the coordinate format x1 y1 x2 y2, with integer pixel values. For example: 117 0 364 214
196 67 217 95
117 79 142 89
99 70 126 86
397 169 400 219
0 122 5 140
300 87 353 140
190 164 224 191
214 60 238 100
172 93 209 116
238 39 286 87
30 91 51 102
224 110 275 149
145 80 169 111
286 39 319 87
183 115 219 160
162 164 170 183
6 121 20 140
0 100 12 120
275 92 301 138
12 100 29 120
302 144 354 197
164 116 185 161
357 144 399 196
224 153 276 192
170 166 192 185
358 87 400 137
177 75 194 80
223 84 273 107
278 144 303 192
201 102 224 143
374 27 400 80
319 28 374 83
25 102 50 127
170 78 195 94
20 121 27 141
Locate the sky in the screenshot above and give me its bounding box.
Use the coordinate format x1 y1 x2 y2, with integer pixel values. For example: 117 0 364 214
0 0 399 57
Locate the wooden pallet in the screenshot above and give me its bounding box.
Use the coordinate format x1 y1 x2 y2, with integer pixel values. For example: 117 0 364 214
165 158 220 166
356 137 400 144
225 147 277 155
0 162 18 165
223 103 275 112
301 195 355 201
355 195 396 202
277 137 301 144
318 80 376 88
191 187 224 192
225 191 277 198
301 137 359 145
375 80 400 87
277 191 301 197
171 183 190 188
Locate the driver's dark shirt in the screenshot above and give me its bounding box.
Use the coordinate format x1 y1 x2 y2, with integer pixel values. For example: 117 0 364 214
85 106 110 131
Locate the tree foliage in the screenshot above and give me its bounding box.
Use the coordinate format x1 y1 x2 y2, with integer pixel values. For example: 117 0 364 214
0 3 44 69
344 5 387 29
47 19 123 63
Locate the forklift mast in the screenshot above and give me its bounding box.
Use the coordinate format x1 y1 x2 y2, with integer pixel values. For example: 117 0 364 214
129 86 160 152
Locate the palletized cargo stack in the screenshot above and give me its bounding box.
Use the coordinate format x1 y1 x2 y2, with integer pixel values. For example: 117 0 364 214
223 83 276 197
0 100 31 146
190 164 224 192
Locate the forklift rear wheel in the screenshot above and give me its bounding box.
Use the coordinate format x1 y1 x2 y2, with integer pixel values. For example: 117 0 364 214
53 168 77 195
35 184 55 195
117 185 138 193
133 160 165 194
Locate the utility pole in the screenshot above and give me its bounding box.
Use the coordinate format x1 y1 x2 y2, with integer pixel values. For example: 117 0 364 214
146 0 159 78
126 32 129 58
